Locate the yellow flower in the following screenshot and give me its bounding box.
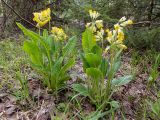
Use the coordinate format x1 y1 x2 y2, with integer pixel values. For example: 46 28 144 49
108 31 113 38
106 29 113 43
86 22 91 28
106 29 110 33
119 16 126 22
120 19 133 27
117 30 124 42
51 27 67 41
95 29 104 41
85 22 96 32
114 24 121 31
95 20 103 29
87 25 97 32
33 8 51 28
118 44 127 49
89 10 100 19
127 20 133 25
104 46 110 53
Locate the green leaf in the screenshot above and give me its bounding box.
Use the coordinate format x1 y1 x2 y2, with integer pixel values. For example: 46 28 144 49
44 36 55 54
112 50 122 63
23 41 42 66
57 75 71 89
16 23 42 42
72 84 89 96
91 45 102 56
80 53 90 71
50 57 64 90
86 68 103 80
151 100 160 116
42 29 48 40
59 58 75 76
85 53 101 68
52 57 63 75
108 60 121 78
113 61 121 73
110 101 120 109
86 111 106 120
99 58 108 77
147 99 160 116
63 36 77 57
112 75 133 86
82 29 96 53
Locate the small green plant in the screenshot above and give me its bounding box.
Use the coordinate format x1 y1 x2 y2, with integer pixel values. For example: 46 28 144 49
73 10 133 110
147 99 160 119
148 54 160 88
0 39 27 90
14 71 29 100
16 8 77 92
17 23 76 92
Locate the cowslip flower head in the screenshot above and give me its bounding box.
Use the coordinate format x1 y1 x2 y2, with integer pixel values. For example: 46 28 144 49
117 30 124 42
95 20 103 29
114 24 121 31
95 29 104 41
106 29 113 43
33 8 51 28
89 10 100 19
119 16 126 22
51 27 67 41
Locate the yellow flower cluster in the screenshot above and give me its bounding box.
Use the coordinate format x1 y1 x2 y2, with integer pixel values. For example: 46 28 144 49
51 27 67 41
86 10 104 42
86 10 133 51
89 10 100 20
33 8 51 28
86 10 103 33
33 8 67 41
105 17 133 50
95 29 104 41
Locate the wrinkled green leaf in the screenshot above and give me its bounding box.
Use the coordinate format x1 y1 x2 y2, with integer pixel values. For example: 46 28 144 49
82 29 96 53
108 60 121 78
52 57 63 75
100 58 108 77
16 23 42 42
72 84 89 96
86 68 103 80
59 58 75 76
91 45 102 56
23 41 42 66
63 36 77 57
112 75 133 86
80 53 90 71
85 53 101 68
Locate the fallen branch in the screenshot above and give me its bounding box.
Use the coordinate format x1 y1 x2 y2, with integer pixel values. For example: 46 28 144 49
133 21 160 26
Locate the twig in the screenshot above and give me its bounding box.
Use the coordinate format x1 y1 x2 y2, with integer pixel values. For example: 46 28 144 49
1 0 36 28
133 21 160 26
133 21 151 25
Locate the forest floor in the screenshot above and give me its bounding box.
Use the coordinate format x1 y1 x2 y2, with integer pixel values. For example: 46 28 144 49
0 38 159 120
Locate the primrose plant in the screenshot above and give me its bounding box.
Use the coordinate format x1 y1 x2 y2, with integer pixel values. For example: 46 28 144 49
73 10 133 109
17 8 77 92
